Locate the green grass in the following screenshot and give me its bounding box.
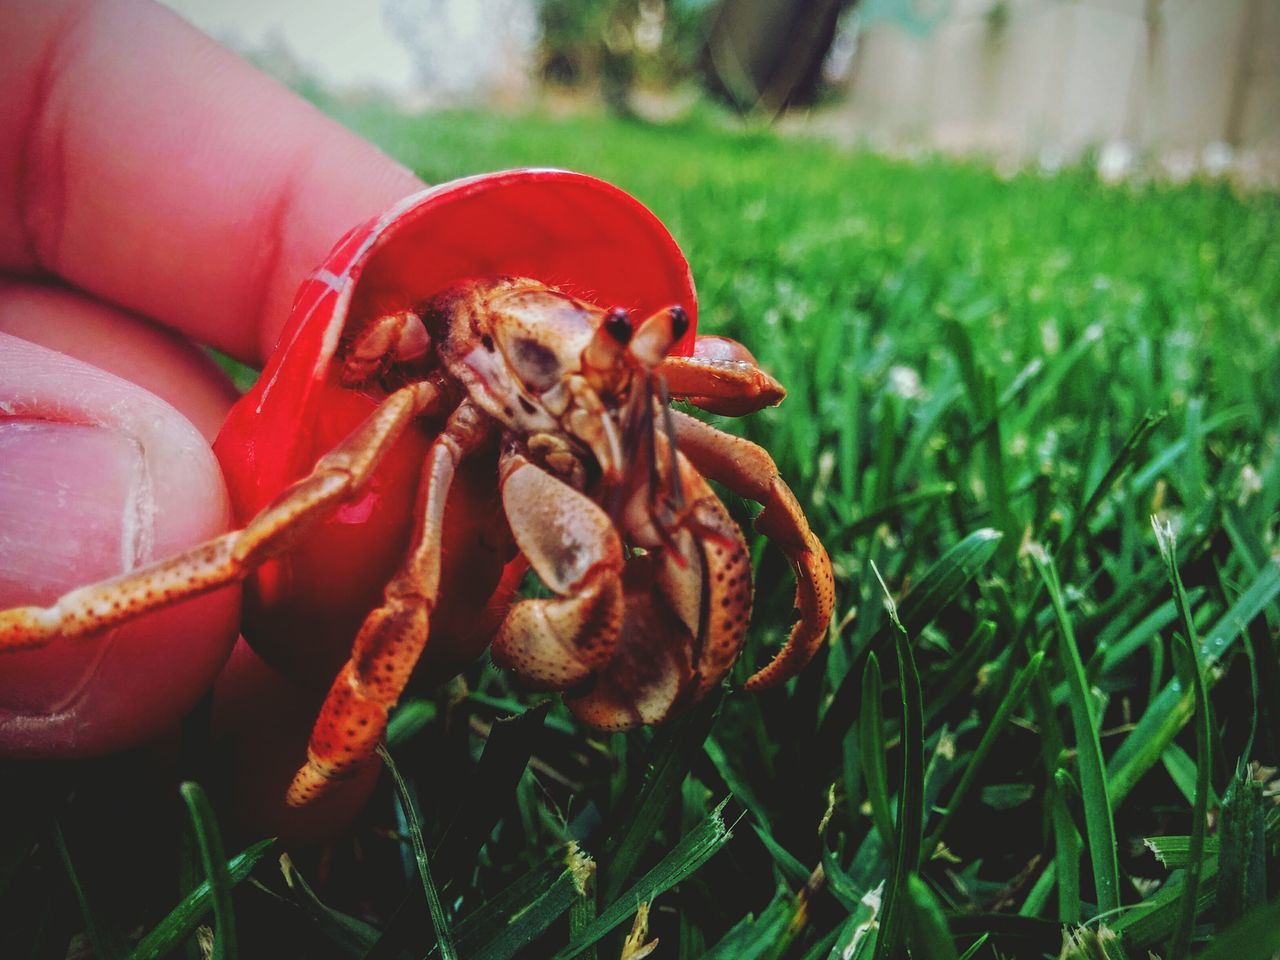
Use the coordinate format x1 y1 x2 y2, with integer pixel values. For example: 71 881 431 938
4 106 1280 958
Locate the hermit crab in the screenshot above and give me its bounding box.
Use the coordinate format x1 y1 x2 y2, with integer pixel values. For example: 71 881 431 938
0 170 833 806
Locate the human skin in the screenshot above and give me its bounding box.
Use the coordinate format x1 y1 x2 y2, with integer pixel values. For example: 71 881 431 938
0 0 424 755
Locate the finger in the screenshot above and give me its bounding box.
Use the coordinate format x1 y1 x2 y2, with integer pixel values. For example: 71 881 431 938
0 280 238 441
0 0 423 364
0 333 239 755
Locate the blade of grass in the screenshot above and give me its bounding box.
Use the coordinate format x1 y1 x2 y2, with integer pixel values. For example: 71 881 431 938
796 924 843 960
604 692 720 901
872 563 925 959
858 652 895 851
51 818 126 960
1155 518 1211 960
1019 864 1055 918
1095 592 1202 675
568 856 598 960
820 838 863 913
450 845 587 960
130 840 274 960
751 824 810 888
177 813 200 960
896 528 1003 637
1013 412 1167 651
1088 801 1276 949
1193 895 1280 960
705 735 769 828
1083 495 1217 633
553 799 733 960
871 394 899 510
274 854 380 955
844 483 957 539
759 865 827 960
815 530 1001 766
1058 411 1165 570
1128 407 1250 492
703 885 793 960
469 871 583 960
1031 548 1121 917
436 702 549 874
826 884 882 960
1107 855 1219 949
1108 558 1280 804
904 874 958 960
1051 769 1082 924
385 699 437 747
178 781 237 960
923 619 997 724
247 874 377 958
377 744 457 960
925 651 1044 854
1216 776 1267 928
1161 743 1218 808
1143 835 1221 869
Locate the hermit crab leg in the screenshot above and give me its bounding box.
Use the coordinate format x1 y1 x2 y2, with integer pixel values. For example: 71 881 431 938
568 440 754 730
0 380 447 653
287 400 491 805
660 459 755 701
668 409 835 690
489 449 625 691
659 335 786 416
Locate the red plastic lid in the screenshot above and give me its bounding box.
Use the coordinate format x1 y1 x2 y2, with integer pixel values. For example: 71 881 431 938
217 169 698 509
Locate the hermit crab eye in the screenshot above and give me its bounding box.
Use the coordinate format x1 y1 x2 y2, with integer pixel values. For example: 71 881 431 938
603 308 632 344
668 305 689 341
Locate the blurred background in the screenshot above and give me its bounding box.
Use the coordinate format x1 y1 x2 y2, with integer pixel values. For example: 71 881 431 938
161 0 1279 187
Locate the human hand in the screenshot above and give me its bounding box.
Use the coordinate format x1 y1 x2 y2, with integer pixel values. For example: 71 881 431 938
0 0 424 754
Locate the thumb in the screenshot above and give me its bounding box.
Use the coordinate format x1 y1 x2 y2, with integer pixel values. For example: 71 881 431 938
0 333 239 756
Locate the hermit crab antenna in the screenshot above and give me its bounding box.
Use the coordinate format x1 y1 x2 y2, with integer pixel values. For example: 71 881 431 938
656 375 685 511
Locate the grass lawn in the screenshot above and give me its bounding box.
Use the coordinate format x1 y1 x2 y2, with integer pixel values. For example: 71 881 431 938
3 106 1278 958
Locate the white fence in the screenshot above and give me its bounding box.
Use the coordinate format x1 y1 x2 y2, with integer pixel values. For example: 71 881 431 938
835 0 1279 182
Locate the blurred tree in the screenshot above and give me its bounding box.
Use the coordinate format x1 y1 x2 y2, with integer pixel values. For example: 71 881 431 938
535 0 714 115
701 0 860 115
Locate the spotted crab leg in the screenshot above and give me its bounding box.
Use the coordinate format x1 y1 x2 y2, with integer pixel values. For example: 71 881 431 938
0 380 447 653
567 444 754 730
669 409 834 690
659 335 786 416
287 400 491 805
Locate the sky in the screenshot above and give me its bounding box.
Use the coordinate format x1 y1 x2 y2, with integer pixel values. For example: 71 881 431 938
159 0 537 99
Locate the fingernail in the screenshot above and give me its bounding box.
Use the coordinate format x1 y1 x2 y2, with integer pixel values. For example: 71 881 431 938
0 419 148 604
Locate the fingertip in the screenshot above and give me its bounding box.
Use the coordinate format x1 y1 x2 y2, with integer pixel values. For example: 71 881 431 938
0 333 238 755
